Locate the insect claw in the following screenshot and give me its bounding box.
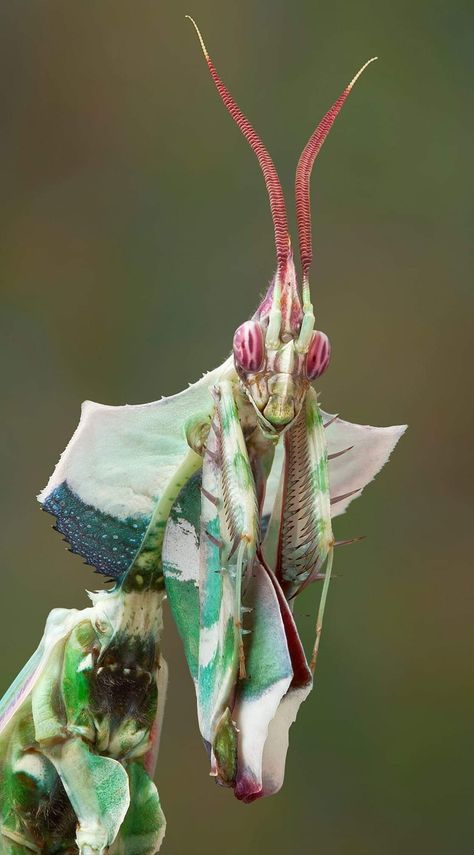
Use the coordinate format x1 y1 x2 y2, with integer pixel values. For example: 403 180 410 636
333 535 365 547
201 486 219 506
330 487 361 504
205 447 220 463
205 529 223 549
323 413 340 428
227 536 241 561
328 445 353 460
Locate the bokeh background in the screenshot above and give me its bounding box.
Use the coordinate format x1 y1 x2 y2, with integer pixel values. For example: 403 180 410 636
0 1 472 853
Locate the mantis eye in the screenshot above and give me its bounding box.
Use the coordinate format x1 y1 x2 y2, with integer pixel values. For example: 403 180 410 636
306 330 331 379
233 321 265 372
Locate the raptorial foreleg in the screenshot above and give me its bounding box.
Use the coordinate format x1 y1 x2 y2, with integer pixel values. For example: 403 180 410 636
264 388 333 595
196 380 260 783
206 380 260 677
263 388 335 668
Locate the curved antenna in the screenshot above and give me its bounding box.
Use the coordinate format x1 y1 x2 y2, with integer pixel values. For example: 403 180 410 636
295 58 377 287
187 16 290 282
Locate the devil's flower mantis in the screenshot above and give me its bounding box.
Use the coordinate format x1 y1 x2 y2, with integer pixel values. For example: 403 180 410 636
0 16 405 852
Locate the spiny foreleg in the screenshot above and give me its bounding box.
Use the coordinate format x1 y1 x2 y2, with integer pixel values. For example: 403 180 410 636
265 388 336 669
268 387 333 597
210 380 259 675
197 381 260 783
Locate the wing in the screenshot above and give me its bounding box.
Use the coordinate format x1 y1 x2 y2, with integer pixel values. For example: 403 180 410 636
38 358 234 578
0 606 89 737
264 410 406 520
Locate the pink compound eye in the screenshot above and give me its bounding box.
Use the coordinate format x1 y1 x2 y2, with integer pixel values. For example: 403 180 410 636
306 330 331 380
233 321 265 372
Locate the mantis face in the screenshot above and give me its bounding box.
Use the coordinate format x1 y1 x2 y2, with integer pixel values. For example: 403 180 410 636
233 256 331 430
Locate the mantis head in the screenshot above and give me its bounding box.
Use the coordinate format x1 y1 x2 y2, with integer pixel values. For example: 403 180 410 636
187 17 375 431
232 250 331 428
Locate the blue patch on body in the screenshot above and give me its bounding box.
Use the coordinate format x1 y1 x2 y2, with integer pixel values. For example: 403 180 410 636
42 482 150 578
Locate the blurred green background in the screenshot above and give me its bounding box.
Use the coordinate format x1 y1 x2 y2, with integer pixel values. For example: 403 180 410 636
0 1 472 853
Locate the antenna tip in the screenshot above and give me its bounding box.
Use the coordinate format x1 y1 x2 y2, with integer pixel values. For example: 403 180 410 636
185 14 209 60
347 56 378 90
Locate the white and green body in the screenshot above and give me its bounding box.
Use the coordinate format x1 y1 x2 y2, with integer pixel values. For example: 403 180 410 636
162 348 405 799
1 18 406 851
30 319 404 806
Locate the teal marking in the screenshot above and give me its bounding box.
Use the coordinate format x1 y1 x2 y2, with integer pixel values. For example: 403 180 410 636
200 516 222 629
43 483 148 579
164 578 200 681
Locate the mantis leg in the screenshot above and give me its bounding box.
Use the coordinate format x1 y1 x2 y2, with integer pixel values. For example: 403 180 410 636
122 448 203 593
197 379 259 783
209 379 259 670
263 387 334 668
109 761 165 855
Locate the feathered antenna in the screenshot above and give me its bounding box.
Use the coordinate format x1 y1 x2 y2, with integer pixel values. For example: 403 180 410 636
186 16 290 284
295 58 377 295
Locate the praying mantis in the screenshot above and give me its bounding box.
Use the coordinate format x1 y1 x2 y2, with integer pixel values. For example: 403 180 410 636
0 16 405 852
